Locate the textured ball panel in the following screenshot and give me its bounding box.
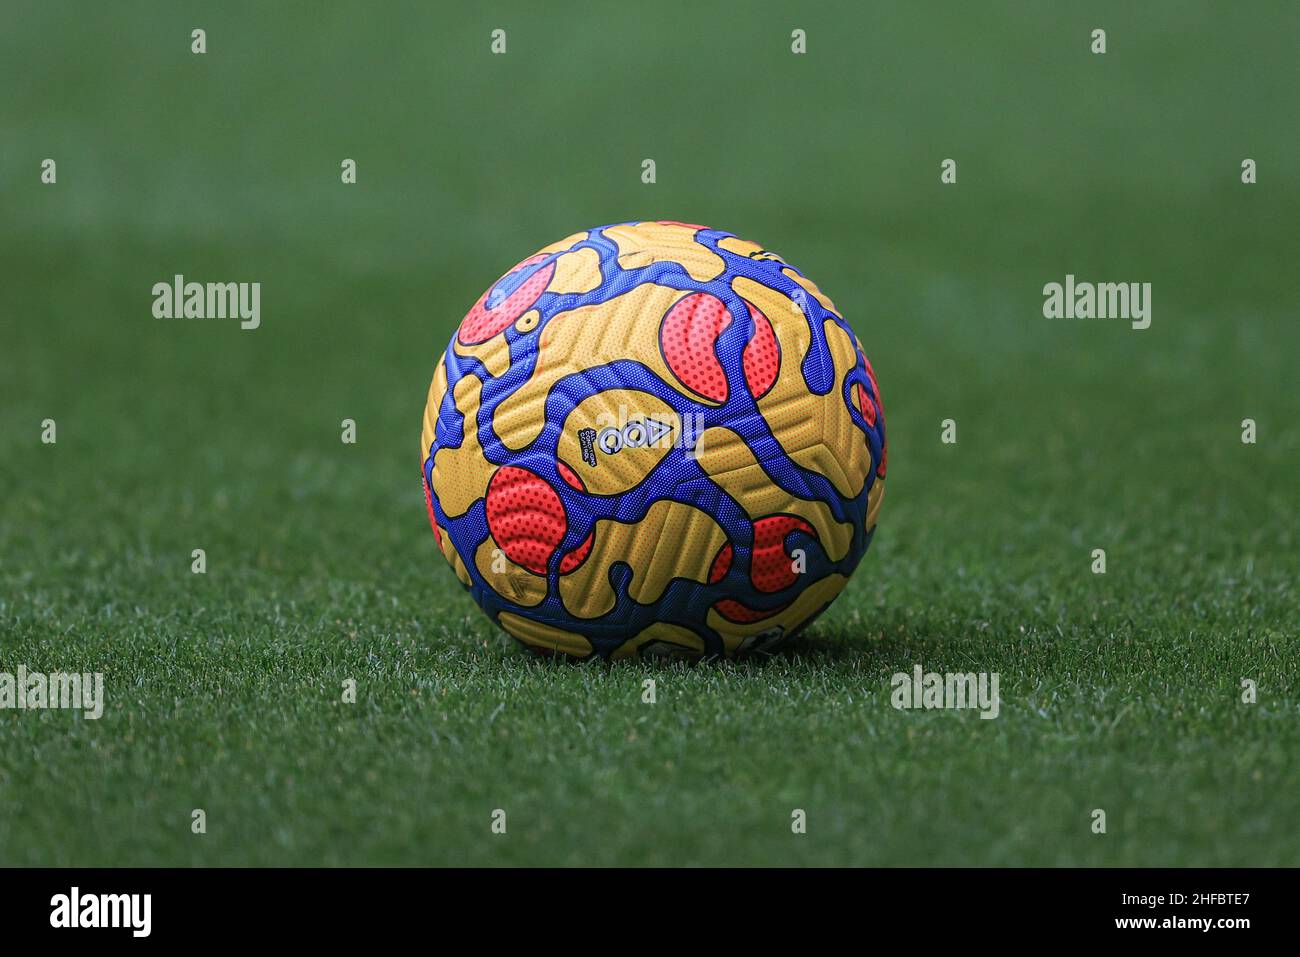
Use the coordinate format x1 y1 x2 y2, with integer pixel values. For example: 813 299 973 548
421 222 887 659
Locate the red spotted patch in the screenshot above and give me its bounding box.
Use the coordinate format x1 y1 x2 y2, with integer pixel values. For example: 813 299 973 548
557 460 585 491
708 543 733 584
751 515 815 593
742 301 779 398
855 382 876 428
553 461 592 572
458 256 555 345
864 356 884 416
484 465 569 575
861 355 886 477
713 598 788 624
559 530 594 574
660 292 732 403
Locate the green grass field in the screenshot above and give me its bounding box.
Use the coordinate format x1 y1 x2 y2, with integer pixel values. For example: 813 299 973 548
1 1 1296 866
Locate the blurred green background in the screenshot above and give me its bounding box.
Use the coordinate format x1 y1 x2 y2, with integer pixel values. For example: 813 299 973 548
1 1 1296 865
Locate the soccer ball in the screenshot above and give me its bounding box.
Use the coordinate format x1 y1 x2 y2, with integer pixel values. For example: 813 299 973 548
421 221 886 659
